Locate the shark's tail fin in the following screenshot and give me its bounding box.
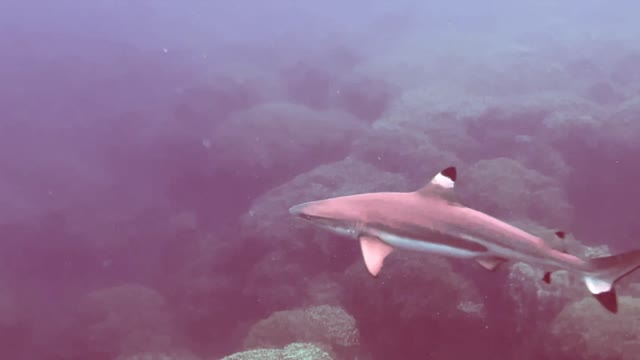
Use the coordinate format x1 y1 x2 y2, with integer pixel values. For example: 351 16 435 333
583 250 640 313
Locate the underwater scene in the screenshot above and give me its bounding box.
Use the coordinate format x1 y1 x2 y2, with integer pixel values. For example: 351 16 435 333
1 1 640 359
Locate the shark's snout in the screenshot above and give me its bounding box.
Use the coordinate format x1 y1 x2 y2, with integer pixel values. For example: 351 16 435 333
289 203 307 217
289 201 325 221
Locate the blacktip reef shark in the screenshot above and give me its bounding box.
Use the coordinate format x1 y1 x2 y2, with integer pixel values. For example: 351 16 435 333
289 166 640 313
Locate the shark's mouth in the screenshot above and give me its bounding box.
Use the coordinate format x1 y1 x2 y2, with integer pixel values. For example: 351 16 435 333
300 214 331 222
298 214 348 229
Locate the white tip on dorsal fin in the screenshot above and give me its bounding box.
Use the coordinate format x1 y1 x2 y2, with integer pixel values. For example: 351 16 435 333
415 166 458 202
359 235 393 277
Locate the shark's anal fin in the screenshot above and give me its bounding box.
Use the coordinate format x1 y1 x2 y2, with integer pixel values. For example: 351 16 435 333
543 272 552 284
359 235 393 277
475 256 507 271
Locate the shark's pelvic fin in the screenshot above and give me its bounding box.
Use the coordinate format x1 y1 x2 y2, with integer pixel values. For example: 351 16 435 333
416 166 459 203
359 235 393 277
583 249 640 313
476 256 507 271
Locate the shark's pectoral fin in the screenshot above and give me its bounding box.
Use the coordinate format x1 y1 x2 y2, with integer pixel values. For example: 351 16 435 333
359 235 393 277
475 256 507 271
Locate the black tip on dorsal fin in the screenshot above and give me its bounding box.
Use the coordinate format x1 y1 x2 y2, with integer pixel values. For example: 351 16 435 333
416 166 459 202
441 166 457 182
542 272 552 284
555 231 565 239
593 287 618 314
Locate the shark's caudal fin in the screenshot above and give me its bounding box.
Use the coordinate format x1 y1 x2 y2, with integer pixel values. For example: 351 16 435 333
583 250 640 313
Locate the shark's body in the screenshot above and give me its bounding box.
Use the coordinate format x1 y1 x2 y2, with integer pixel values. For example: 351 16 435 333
290 166 640 313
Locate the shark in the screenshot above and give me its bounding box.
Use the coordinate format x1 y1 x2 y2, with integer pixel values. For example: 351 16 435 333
289 166 640 313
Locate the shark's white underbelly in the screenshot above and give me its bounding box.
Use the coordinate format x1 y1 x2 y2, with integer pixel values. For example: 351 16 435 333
378 232 478 258
376 230 586 273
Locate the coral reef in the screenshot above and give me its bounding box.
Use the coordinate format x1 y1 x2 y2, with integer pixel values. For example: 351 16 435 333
547 296 640 360
242 305 359 355
221 343 333 360
460 157 573 226
342 253 491 360
74 284 175 358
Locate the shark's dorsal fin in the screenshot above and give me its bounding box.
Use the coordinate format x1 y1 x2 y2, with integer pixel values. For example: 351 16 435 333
415 166 458 203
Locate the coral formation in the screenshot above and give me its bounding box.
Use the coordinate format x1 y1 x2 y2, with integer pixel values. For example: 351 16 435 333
221 343 333 360
548 296 640 360
342 253 491 360
242 305 359 353
460 158 573 226
75 284 175 358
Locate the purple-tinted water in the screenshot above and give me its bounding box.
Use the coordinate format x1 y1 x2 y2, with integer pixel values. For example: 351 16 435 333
1 1 640 359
